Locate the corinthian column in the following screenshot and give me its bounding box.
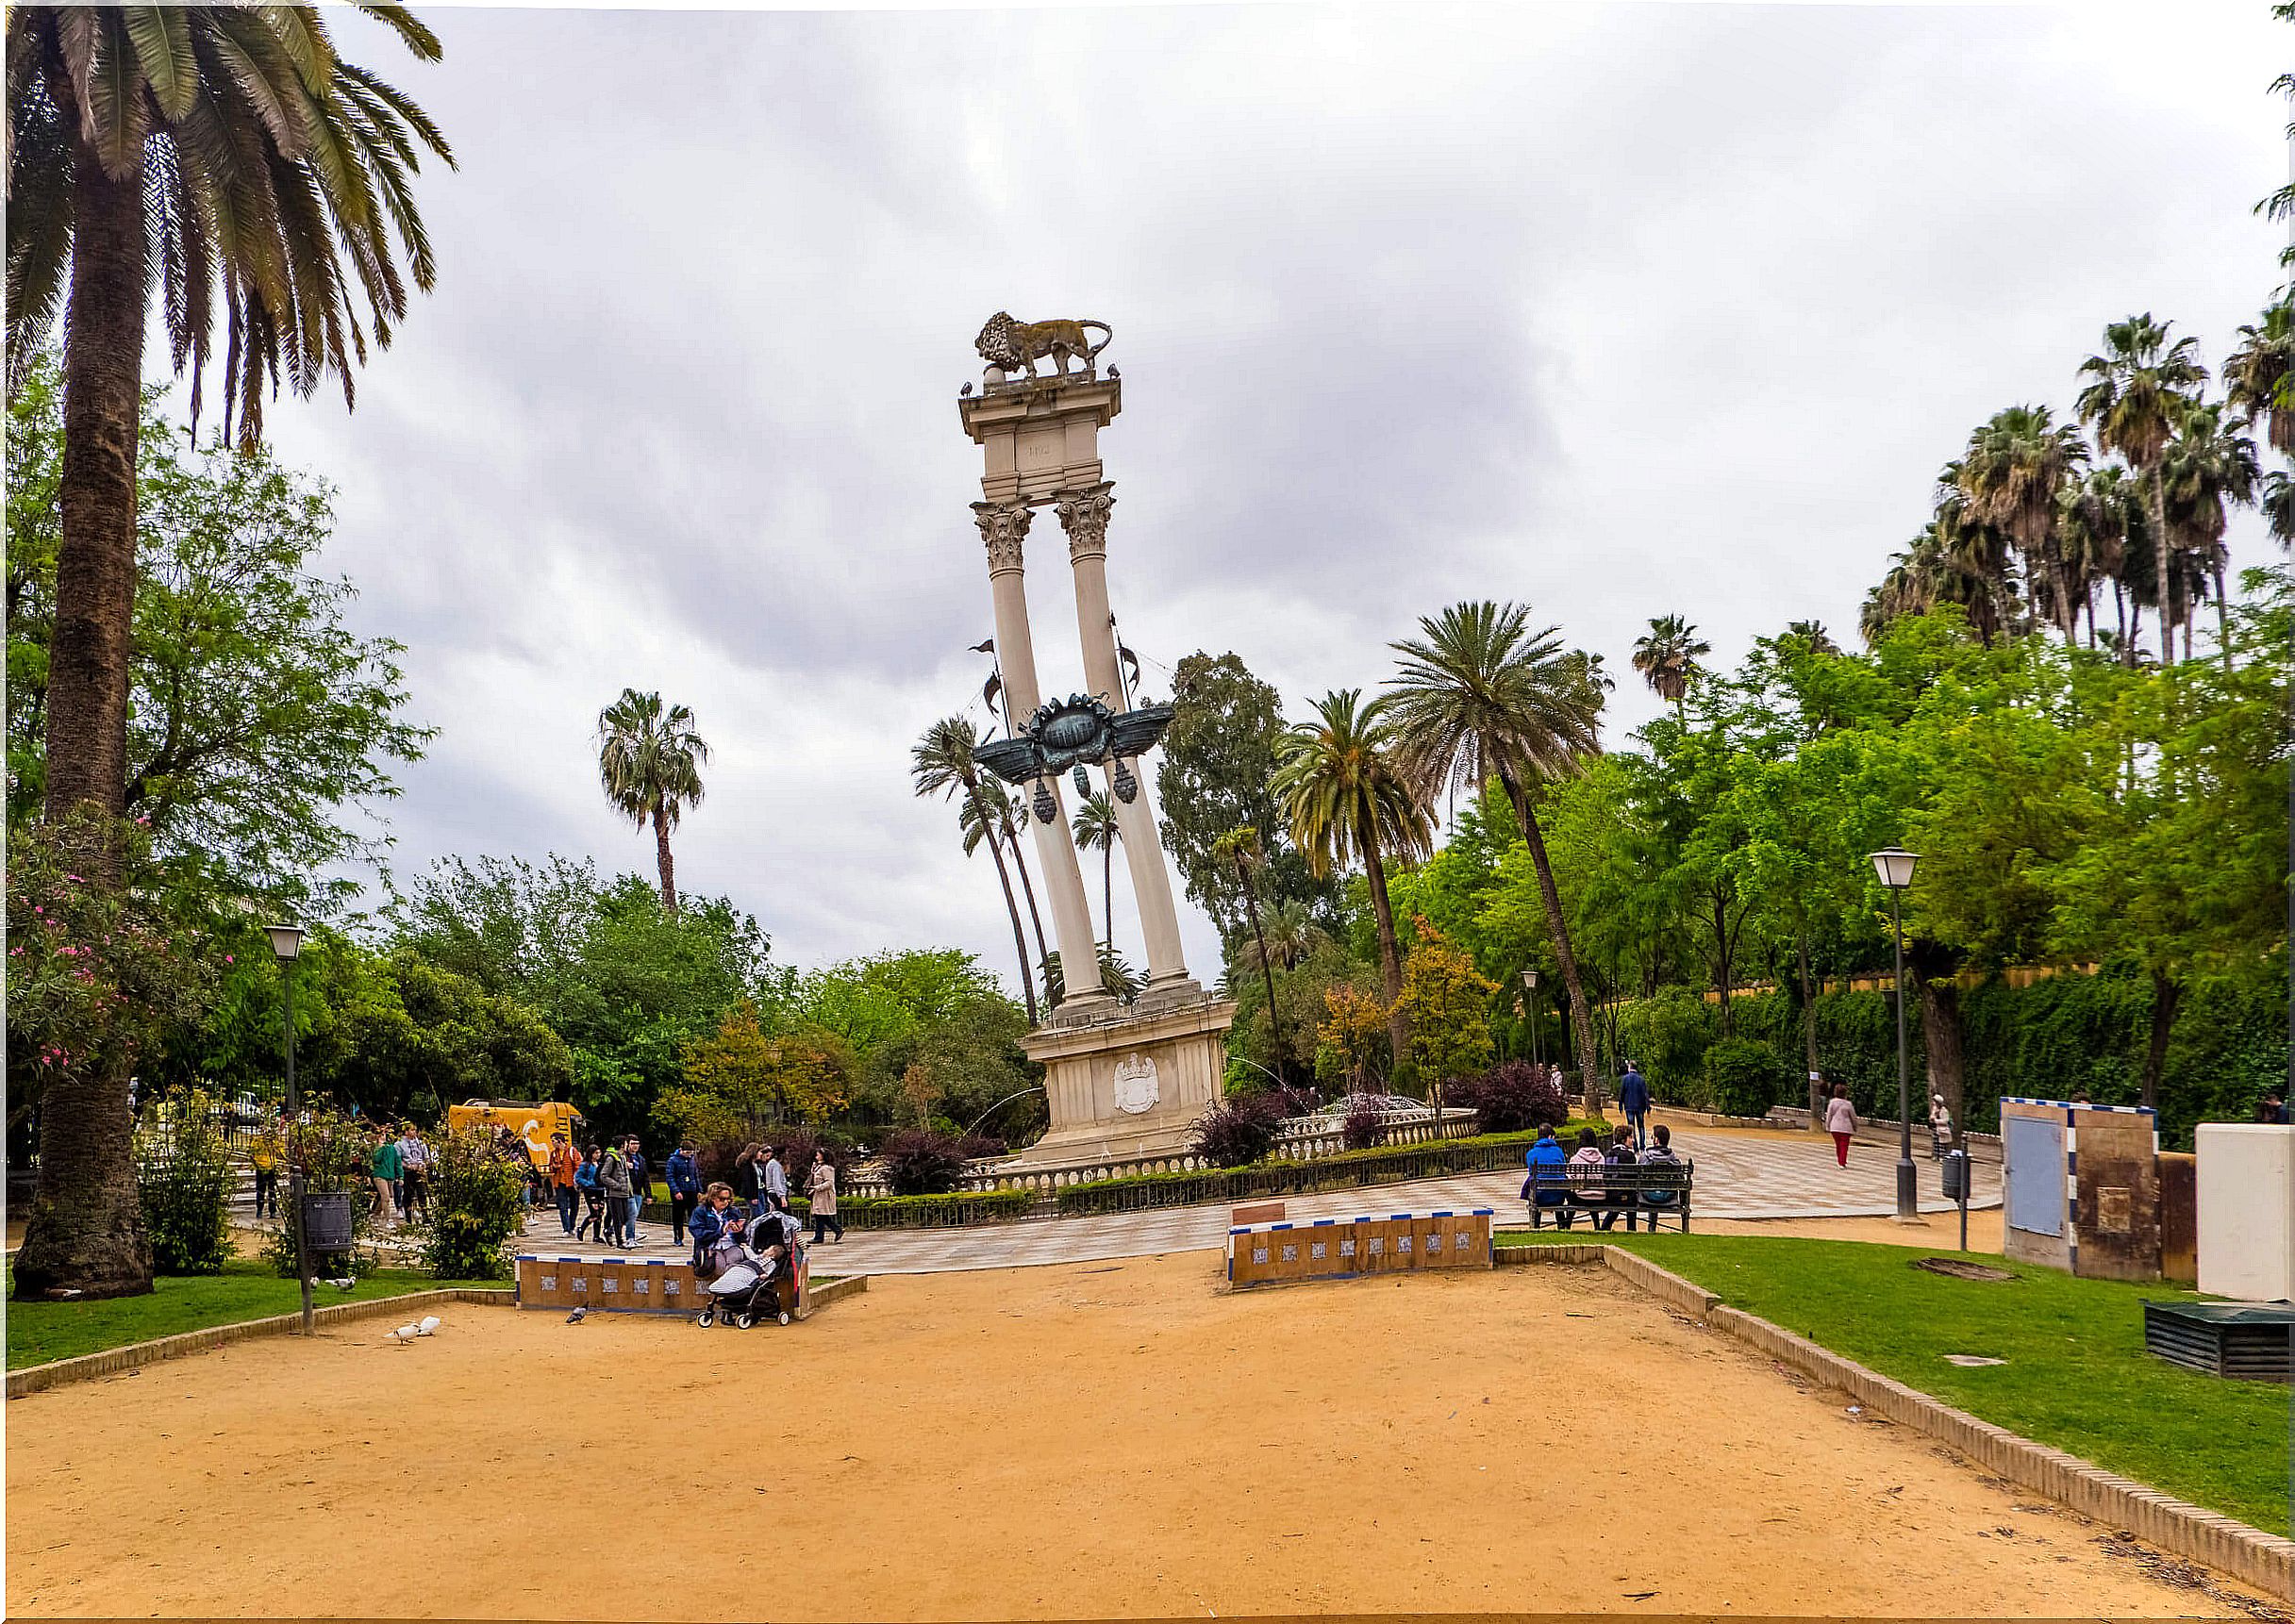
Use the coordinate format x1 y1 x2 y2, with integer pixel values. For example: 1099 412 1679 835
973 502 1109 1014
1056 483 1196 992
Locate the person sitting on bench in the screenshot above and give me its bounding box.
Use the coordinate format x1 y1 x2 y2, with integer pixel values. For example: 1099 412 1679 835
1522 1126 1571 1227
1596 1125 1640 1232
1638 1124 1685 1228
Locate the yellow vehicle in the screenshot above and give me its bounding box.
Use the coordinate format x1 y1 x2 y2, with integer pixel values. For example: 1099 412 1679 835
445 1100 586 1168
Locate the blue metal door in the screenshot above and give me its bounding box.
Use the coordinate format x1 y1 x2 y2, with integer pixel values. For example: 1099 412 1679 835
2004 1115 2064 1237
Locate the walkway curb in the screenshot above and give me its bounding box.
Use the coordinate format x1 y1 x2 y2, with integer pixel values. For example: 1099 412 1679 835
6 1287 515 1399
807 1274 869 1314
1576 1246 2295 1601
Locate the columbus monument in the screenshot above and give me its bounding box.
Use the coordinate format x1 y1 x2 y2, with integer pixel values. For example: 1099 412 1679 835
960 313 1235 1167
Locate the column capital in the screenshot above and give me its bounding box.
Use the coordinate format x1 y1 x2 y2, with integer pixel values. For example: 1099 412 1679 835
972 502 1033 576
1056 481 1116 565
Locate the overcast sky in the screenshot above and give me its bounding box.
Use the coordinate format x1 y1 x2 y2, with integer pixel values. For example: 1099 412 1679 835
251 0 2287 995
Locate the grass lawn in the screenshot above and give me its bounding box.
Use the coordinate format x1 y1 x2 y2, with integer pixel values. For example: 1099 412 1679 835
1494 1229 2292 1536
4 1259 500 1370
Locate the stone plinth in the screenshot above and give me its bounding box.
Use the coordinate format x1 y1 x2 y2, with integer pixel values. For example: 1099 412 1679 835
1014 994 1235 1168
960 373 1121 506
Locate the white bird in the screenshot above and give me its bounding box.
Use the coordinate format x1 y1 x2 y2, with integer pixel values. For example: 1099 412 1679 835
388 1323 420 1344
416 1316 441 1336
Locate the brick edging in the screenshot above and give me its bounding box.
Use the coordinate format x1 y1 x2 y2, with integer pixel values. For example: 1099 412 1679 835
805 1274 869 1317
7 1286 515 1399
1584 1246 2294 1601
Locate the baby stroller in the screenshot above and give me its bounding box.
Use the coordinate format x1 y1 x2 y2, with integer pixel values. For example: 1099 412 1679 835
694 1216 797 1328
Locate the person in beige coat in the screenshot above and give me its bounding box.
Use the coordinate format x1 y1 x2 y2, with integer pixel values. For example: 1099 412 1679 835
806 1150 843 1244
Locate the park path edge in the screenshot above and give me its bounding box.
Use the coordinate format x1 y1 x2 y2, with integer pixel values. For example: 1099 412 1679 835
1497 1241 2295 1601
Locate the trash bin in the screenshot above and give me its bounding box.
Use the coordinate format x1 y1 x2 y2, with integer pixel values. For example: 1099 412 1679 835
300 1191 355 1251
1941 1150 1969 1202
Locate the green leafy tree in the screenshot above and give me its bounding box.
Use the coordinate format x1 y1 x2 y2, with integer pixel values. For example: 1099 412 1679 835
6 4 453 1299
1156 652 1330 945
1392 919 1496 1113
1272 688 1431 1068
596 688 709 914
7 356 430 907
1385 601 1609 1116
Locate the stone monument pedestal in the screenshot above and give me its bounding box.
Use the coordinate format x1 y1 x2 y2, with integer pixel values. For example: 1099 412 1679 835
1013 994 1237 1168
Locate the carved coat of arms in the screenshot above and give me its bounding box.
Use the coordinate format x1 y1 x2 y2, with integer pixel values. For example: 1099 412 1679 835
1112 1052 1160 1116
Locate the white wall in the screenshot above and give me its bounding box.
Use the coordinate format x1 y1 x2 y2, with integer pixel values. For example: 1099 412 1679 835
2195 1125 2295 1303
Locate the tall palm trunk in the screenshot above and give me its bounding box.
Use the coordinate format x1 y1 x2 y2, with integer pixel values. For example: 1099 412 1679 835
1358 823 1410 1069
653 807 678 913
969 784 1039 1024
1497 764 1605 1119
17 151 156 1302
1237 864 1287 1085
2146 466 2175 666
2211 557 2233 672
1005 821 1050 973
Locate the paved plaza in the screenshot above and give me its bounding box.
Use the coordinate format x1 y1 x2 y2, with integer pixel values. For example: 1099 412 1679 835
518 1124 2001 1275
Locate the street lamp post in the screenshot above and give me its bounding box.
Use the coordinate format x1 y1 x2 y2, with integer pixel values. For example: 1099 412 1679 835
1868 850 1921 1223
1522 969 1540 1071
265 922 312 1334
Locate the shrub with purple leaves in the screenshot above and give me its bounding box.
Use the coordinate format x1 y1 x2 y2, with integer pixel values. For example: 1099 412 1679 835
1453 1062 1570 1133
1190 1094 1284 1168
876 1128 970 1196
1340 1096 1388 1152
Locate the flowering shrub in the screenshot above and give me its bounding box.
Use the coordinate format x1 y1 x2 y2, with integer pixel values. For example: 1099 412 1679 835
261 1108 385 1278
133 1092 234 1274
420 1128 528 1281
6 813 212 1111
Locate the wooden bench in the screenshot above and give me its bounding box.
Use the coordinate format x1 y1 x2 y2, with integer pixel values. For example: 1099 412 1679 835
1522 1160 1694 1233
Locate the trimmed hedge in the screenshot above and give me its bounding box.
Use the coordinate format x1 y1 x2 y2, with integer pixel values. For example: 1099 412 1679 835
641 1188 1036 1231
1052 1125 1591 1218
1611 955 2287 1148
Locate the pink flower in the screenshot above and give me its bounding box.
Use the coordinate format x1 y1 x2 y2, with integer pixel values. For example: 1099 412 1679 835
65 873 82 884
224 954 234 964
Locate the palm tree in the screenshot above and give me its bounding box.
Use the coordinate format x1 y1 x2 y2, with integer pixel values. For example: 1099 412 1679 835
2264 471 2295 550
913 716 1038 1024
2057 465 2138 653
1956 406 2089 642
1784 620 1839 655
1272 689 1431 1068
2224 297 2295 457
1383 602 1608 1115
1071 791 1122 952
596 689 709 915
6 8 451 1304
1630 615 1708 712
2158 399 2260 671
1213 825 1288 1084
2077 314 2209 665
8 7 452 831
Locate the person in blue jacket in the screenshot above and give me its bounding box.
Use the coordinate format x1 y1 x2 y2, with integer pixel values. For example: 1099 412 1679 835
1617 1061 1651 1150
664 1139 703 1246
1522 1125 1572 1228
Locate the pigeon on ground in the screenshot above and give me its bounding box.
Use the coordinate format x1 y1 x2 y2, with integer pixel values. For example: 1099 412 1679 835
565 1306 586 1324
416 1316 441 1336
388 1323 420 1344
327 1277 356 1291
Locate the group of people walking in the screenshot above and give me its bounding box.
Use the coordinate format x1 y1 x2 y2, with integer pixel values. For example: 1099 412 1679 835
541 1135 847 1252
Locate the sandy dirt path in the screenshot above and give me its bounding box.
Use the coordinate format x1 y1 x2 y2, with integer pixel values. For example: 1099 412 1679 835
5 1251 2250 1620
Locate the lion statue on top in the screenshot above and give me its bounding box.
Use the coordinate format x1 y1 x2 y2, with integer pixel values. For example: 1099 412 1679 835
975 312 1113 381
